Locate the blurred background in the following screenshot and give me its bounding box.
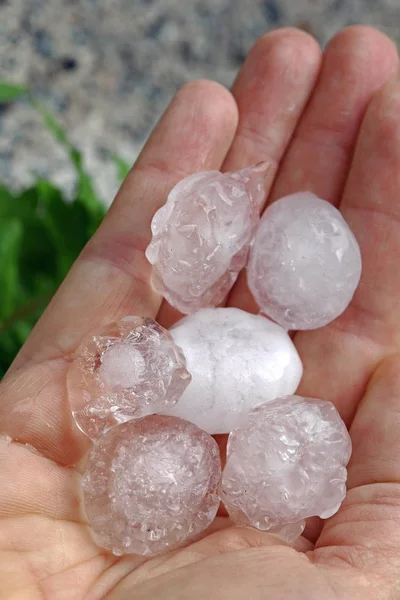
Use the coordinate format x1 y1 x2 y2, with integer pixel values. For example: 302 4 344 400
1 0 400 203
0 0 399 374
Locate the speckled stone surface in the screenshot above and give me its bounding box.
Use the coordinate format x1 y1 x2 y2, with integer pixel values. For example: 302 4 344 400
0 0 398 203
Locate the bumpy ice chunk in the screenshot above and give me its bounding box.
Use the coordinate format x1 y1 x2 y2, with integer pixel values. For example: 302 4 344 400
68 317 191 439
82 415 221 556
219 395 352 542
163 308 303 434
247 192 362 330
145 163 268 314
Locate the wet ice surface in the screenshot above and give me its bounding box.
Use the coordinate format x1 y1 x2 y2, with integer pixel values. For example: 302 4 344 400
247 192 362 330
68 316 191 439
145 164 267 314
219 395 352 542
82 415 221 556
163 308 303 433
74 187 362 554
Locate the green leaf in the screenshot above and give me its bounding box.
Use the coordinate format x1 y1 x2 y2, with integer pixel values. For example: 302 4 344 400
0 81 28 103
33 99 106 229
10 182 59 293
112 154 131 182
0 90 108 375
76 174 105 232
0 319 36 378
37 180 91 277
0 330 21 377
32 98 70 147
0 186 17 218
0 219 23 320
0 185 42 222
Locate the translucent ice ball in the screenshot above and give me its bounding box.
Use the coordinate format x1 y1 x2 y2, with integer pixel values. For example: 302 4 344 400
145 164 267 314
247 192 362 330
82 415 221 557
219 395 352 543
67 317 191 439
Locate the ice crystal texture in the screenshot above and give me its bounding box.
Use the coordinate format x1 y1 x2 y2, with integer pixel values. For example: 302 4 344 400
220 395 351 542
247 192 362 330
82 415 221 556
68 317 191 439
163 308 303 434
145 163 268 314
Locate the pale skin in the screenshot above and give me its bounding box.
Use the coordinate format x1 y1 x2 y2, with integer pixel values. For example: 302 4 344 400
2 25 400 599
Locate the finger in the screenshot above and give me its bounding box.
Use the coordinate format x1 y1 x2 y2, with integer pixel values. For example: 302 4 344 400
315 355 400 581
11 81 238 370
0 435 81 521
224 28 322 174
272 26 399 205
157 28 322 327
296 80 400 425
347 356 400 490
229 26 399 312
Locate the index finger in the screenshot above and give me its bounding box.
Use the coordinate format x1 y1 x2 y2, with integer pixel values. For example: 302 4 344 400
11 81 238 372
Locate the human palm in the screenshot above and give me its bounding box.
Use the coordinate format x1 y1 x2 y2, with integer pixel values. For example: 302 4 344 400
2 26 400 600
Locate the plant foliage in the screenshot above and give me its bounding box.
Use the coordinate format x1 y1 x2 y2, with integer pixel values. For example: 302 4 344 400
0 81 129 377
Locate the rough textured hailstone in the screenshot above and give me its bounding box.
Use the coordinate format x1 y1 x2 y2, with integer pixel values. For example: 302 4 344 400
247 191 362 330
163 308 303 434
219 395 352 542
82 415 221 556
145 163 268 314
68 317 191 439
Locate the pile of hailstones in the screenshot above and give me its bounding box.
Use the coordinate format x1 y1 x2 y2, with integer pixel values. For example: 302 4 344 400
69 163 361 557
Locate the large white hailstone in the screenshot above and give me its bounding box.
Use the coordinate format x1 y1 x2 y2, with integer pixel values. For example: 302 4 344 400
163 308 303 434
247 192 362 330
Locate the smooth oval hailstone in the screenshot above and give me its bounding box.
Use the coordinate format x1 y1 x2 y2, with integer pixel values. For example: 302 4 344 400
163 308 303 434
247 191 362 330
219 395 352 543
145 163 268 314
68 316 191 439
82 415 221 556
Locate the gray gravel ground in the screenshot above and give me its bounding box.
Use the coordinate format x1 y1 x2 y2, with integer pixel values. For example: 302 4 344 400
0 0 399 203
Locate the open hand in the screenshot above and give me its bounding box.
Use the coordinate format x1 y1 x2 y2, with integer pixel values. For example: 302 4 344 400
2 26 400 599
